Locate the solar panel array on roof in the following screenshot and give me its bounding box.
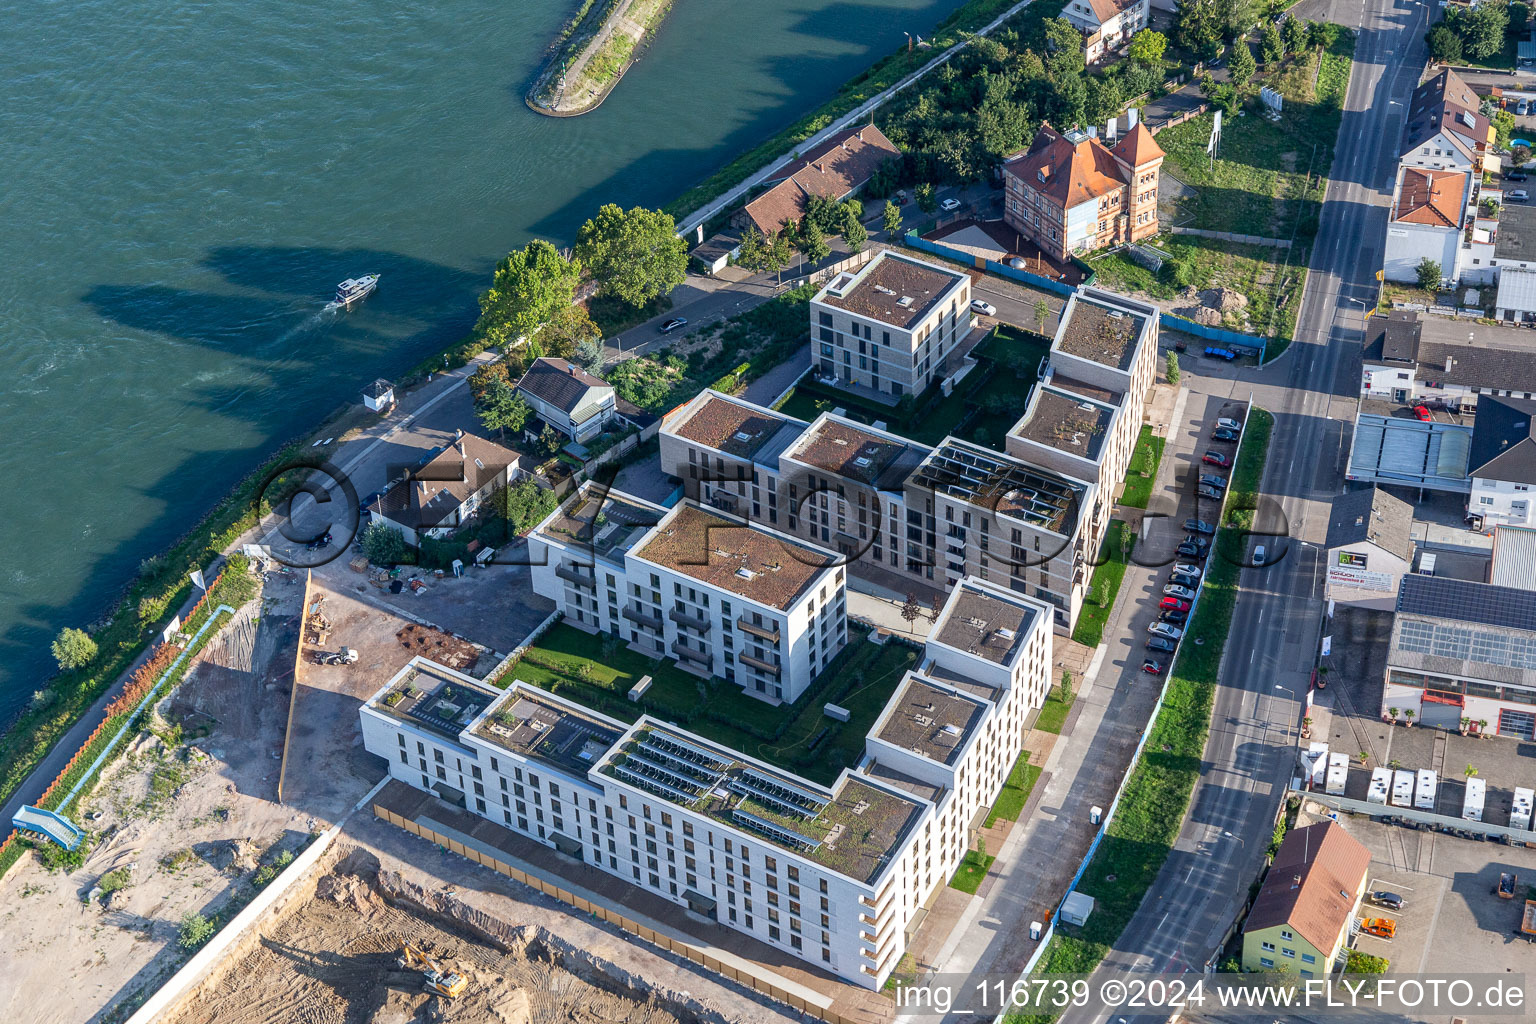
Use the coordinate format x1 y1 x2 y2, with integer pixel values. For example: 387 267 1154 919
1399 575 1536 631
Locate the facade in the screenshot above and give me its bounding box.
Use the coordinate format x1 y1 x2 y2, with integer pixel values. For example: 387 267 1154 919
516 357 616 443
1241 822 1370 975
732 124 901 239
1000 119 1164 261
1382 574 1536 736
1323 487 1416 611
810 249 974 399
360 575 1054 989
370 431 522 546
529 486 849 705
1383 166 1472 285
1468 395 1536 528
1359 310 1536 410
1400 68 1492 175
1061 0 1150 62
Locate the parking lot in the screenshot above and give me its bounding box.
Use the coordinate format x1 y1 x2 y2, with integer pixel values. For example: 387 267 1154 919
1316 807 1536 977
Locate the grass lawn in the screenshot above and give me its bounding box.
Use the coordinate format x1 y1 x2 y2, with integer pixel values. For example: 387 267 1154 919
1033 682 1074 735
948 849 997 894
1013 409 1275 997
907 325 1053 447
985 753 1043 827
1070 520 1134 648
506 623 917 785
1119 426 1165 509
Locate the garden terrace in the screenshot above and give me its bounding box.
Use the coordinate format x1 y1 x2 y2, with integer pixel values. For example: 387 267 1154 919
1010 385 1115 462
816 251 968 331
377 662 498 743
476 686 622 776
672 394 803 461
873 677 986 766
632 504 835 611
538 486 663 564
931 580 1040 666
602 723 925 884
911 439 1085 537
1056 297 1146 372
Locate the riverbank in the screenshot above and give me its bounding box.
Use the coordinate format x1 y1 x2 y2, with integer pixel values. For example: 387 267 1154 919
525 0 675 117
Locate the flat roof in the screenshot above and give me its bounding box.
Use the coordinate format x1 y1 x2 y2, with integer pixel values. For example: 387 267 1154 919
1495 201 1536 262
874 676 987 766
475 686 622 777
374 661 499 743
536 484 664 564
911 439 1086 536
1049 373 1123 406
631 503 835 611
784 415 926 489
1398 573 1536 632
670 392 803 461
815 250 967 331
1056 293 1146 372
932 580 1040 666
601 722 925 884
1009 385 1114 463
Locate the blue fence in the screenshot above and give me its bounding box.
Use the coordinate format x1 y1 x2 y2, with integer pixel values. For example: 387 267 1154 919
902 233 1078 297
1159 312 1268 361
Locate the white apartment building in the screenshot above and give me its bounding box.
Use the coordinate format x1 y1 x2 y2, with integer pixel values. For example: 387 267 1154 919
1061 0 1149 63
359 575 1054 989
1468 395 1536 529
1383 166 1474 286
529 485 848 704
810 249 973 400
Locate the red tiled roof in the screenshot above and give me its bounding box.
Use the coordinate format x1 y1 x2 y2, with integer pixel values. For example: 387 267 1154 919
1002 123 1129 209
1110 122 1164 168
1245 821 1371 956
738 125 902 236
1396 167 1466 228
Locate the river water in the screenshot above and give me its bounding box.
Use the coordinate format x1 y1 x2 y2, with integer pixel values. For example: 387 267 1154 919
0 0 967 715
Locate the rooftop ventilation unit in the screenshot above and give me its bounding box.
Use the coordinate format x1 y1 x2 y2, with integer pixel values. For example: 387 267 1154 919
897 296 914 307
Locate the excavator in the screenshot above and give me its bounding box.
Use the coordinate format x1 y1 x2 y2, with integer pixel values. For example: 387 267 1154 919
397 942 468 998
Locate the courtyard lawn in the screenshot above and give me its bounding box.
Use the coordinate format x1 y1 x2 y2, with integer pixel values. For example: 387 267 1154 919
1033 682 1075 735
1119 426 1165 509
948 849 996 894
984 752 1043 827
505 623 917 785
907 325 1053 447
1070 520 1134 648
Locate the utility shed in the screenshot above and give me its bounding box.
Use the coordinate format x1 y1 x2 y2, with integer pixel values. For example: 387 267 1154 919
1061 890 1095 926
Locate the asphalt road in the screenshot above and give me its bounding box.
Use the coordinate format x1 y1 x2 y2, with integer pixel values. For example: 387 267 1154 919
1064 0 1434 1017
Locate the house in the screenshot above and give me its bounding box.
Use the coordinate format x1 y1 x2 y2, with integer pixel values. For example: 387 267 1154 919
1000 118 1164 262
1468 395 1536 528
371 431 522 546
1324 487 1416 611
1400 67 1493 174
1241 821 1371 975
1383 574 1536 736
1060 0 1150 63
362 378 396 413
810 249 974 399
1383 166 1473 285
731 124 901 239
1359 310 1536 412
515 357 616 444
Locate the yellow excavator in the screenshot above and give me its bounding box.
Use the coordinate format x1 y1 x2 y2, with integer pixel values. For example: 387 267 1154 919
397 942 468 998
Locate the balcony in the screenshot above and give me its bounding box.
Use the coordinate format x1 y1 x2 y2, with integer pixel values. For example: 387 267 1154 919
671 640 711 666
945 533 966 551
738 652 780 676
669 607 710 633
622 605 662 632
737 617 781 643
556 563 595 589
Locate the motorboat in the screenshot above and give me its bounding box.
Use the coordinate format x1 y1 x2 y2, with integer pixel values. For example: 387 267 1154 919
331 274 379 308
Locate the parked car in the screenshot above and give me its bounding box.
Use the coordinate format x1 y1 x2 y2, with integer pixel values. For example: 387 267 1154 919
1252 543 1268 566
1160 608 1189 624
1370 891 1405 910
971 299 997 317
1202 450 1231 467
1204 346 1237 361
1512 190 1531 202
1170 571 1202 589
1413 404 1432 421
1200 474 1227 489
940 197 962 211
1508 170 1529 182
1149 621 1185 640
1184 518 1215 535
1164 584 1197 600
1177 538 1208 558
1142 659 1166 675
1213 427 1241 442
1197 484 1224 500
1173 562 1203 578
1216 416 1242 431
1160 595 1191 611
658 317 688 333
1147 636 1177 653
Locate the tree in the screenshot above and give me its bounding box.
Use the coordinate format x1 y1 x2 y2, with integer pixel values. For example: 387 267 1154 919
573 203 688 307
1034 298 1051 333
1459 1 1509 60
468 362 511 404
844 217 868 255
52 628 96 671
796 218 830 267
1085 76 1123 128
1176 0 1225 55
472 239 580 350
900 593 922 633
1228 39 1256 88
915 182 937 213
1308 19 1341 50
1416 257 1442 290
1494 109 1518 152
575 335 605 373
1426 23 1463 63
1060 670 1073 704
538 303 601 361
538 425 564 456
1166 351 1181 384
1282 16 1307 54
1043 17 1087 78
476 379 531 439
498 478 559 535
1214 0 1255 39
763 229 793 286
1129 28 1168 67
360 521 413 565
735 224 767 273
883 199 903 235
1345 949 1389 974
1258 23 1284 63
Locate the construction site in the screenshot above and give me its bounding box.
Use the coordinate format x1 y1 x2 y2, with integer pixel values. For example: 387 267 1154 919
0 564 794 1024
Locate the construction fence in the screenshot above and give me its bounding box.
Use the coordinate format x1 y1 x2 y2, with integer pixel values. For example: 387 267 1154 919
374 804 867 1024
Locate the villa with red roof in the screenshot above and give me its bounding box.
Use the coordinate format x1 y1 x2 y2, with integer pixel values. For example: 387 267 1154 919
731 124 901 238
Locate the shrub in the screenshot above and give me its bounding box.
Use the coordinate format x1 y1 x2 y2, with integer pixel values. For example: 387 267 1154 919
1165 351 1181 385
51 628 98 671
1161 258 1193 289
178 912 216 950
98 867 132 898
360 522 413 566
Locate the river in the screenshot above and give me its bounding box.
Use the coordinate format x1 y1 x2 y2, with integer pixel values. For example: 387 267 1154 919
0 0 970 716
